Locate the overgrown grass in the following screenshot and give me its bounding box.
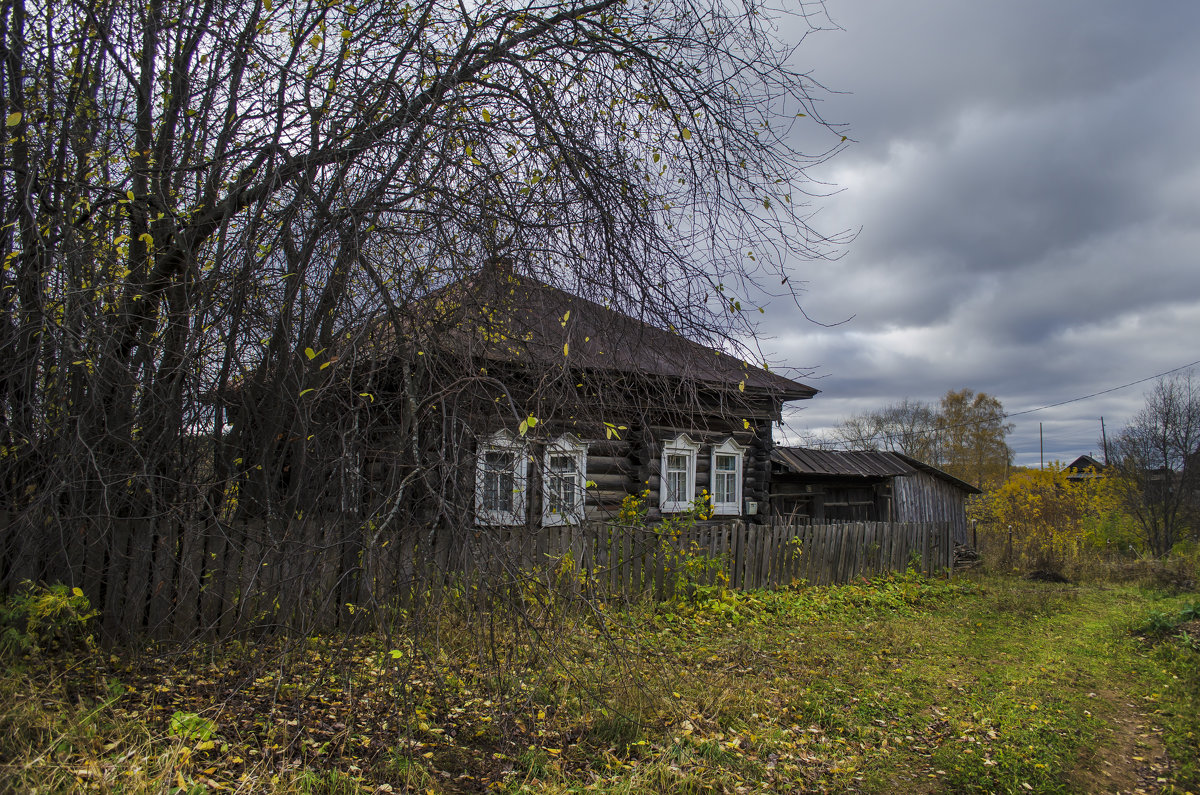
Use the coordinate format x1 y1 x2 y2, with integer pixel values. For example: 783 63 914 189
2 569 1198 793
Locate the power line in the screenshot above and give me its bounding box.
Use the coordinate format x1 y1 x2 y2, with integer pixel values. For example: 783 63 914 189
798 359 1200 450
1003 358 1200 420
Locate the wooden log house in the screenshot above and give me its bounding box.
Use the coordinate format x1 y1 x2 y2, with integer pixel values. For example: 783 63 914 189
354 263 818 529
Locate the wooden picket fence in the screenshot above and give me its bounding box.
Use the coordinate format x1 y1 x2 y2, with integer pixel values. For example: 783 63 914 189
464 519 953 599
1 514 952 645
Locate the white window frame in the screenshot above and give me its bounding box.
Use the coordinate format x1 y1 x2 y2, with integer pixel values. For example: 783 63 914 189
475 430 528 525
659 433 700 514
542 434 588 526
710 438 747 516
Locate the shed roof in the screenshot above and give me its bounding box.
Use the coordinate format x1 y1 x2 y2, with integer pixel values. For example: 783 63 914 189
772 447 981 494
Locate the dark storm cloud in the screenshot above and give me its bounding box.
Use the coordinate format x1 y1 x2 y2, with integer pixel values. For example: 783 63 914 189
754 1 1200 465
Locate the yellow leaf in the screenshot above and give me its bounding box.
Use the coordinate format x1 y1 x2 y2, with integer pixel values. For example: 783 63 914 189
681 127 692 140
481 108 491 122
305 347 317 360
340 29 351 40
72 587 84 597
563 342 569 356
5 112 21 127
299 388 314 397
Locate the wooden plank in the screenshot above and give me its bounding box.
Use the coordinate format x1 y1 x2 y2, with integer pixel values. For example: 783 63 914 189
80 518 107 623
121 517 153 638
896 522 908 574
757 523 772 589
700 524 715 588
172 518 205 641
850 523 863 580
296 519 323 631
830 524 845 585
763 522 776 588
776 521 790 588
822 523 835 584
806 524 820 585
653 527 666 601
620 524 633 599
229 523 260 634
731 521 745 591
802 523 816 585
147 518 179 636
866 522 877 576
861 523 874 577
831 524 847 585
778 522 793 586
99 520 132 643
881 522 893 573
916 520 926 572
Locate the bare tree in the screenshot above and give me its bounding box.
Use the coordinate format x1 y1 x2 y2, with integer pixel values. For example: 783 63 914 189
1110 371 1200 556
824 391 1012 489
1 0 845 634
828 398 940 461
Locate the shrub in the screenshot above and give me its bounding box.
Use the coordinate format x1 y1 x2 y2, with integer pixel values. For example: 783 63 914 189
0 582 99 657
970 465 1124 576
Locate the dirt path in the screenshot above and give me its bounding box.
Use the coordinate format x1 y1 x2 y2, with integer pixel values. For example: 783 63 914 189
1072 688 1171 794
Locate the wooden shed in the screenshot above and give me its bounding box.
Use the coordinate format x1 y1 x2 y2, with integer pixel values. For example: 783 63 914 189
770 447 981 543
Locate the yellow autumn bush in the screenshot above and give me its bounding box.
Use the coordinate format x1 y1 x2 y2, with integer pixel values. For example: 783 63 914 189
970 465 1124 574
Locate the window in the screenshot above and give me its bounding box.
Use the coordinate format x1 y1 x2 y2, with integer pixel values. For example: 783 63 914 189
710 438 746 516
475 430 527 525
543 434 587 526
659 434 700 513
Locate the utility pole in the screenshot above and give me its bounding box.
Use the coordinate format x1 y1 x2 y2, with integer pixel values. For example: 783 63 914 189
1039 422 1044 470
1100 417 1109 466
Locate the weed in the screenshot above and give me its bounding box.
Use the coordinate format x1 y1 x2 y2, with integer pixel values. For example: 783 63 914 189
169 710 218 743
1134 608 1187 639
295 769 365 794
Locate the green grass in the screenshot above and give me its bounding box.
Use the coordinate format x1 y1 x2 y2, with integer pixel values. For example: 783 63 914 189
2 570 1198 793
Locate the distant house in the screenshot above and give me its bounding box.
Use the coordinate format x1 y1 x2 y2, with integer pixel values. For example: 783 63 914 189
769 447 981 543
1064 454 1107 484
353 263 818 528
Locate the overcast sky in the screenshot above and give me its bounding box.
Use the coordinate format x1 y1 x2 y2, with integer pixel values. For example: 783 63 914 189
760 0 1200 467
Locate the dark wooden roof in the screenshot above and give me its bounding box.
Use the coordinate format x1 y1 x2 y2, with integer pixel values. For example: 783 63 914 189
772 447 981 494
381 267 818 402
1065 454 1106 472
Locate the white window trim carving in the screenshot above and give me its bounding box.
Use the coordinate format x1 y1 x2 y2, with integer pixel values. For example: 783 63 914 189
542 434 588 526
475 430 528 525
659 433 700 514
710 437 747 516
